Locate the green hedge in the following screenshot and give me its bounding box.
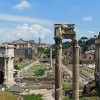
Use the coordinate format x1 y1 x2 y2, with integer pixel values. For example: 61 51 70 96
24 94 43 100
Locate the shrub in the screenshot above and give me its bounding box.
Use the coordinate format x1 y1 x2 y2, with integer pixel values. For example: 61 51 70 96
34 69 45 76
24 94 43 100
14 64 20 70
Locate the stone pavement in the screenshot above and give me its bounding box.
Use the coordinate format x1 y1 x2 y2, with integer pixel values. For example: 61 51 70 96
44 92 54 100
21 89 54 100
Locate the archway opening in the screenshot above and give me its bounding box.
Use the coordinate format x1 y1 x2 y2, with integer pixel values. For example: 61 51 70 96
0 71 4 84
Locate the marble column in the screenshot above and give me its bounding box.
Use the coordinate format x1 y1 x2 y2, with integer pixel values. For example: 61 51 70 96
54 38 62 100
72 39 79 100
50 48 52 69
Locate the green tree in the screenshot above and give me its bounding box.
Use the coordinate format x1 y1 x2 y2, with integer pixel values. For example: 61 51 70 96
14 64 20 70
19 57 23 63
44 48 50 54
37 47 44 53
52 49 56 58
81 37 88 42
43 48 50 58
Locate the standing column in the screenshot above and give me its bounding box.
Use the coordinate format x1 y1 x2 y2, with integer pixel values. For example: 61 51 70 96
4 59 7 85
50 48 52 69
72 39 79 100
98 44 100 72
97 44 99 82
99 44 100 84
54 38 62 100
95 44 97 81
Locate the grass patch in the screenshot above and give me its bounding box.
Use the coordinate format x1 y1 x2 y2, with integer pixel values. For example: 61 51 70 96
19 62 32 69
29 65 47 71
62 82 84 90
0 91 19 100
20 64 48 78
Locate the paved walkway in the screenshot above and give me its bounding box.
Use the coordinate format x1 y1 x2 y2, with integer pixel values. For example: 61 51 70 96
21 89 54 100
44 92 54 100
18 60 39 78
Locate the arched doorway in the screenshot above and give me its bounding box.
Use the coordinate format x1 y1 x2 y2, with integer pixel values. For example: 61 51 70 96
0 71 4 84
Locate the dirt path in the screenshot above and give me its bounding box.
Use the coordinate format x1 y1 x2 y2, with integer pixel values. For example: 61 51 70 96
21 89 54 100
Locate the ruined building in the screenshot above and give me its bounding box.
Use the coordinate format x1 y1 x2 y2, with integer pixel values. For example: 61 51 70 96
94 33 100 85
0 45 14 87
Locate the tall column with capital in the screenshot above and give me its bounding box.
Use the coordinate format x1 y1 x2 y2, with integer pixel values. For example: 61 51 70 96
72 39 79 100
54 38 62 100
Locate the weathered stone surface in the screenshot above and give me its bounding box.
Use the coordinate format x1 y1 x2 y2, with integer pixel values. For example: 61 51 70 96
0 45 14 87
54 24 79 100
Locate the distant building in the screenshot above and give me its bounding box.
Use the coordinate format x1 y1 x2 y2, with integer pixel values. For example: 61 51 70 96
12 38 31 49
11 39 34 60
85 50 95 60
87 44 95 51
39 37 41 45
62 47 82 65
14 48 34 59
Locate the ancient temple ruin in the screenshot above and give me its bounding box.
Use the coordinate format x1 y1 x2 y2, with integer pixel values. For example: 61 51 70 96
94 32 100 85
54 24 79 100
0 45 14 87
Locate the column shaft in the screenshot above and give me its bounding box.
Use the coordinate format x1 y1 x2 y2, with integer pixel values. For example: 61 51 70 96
72 40 79 100
55 38 62 100
50 48 52 68
95 44 97 81
4 59 7 85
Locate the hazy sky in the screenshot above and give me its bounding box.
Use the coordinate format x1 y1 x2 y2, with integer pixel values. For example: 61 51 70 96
0 0 100 44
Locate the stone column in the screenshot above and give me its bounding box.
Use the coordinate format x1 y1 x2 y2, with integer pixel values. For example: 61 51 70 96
96 43 99 81
99 44 100 70
97 44 99 81
95 44 97 81
50 48 52 69
4 59 7 85
99 44 100 84
72 39 79 100
54 38 62 100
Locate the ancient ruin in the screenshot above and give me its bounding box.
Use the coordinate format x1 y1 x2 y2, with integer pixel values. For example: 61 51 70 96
94 32 100 85
54 24 79 100
0 45 14 87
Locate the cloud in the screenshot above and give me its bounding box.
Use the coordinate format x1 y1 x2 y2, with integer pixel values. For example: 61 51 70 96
83 16 93 21
75 28 96 39
0 24 53 43
0 13 54 25
87 31 95 34
12 0 31 10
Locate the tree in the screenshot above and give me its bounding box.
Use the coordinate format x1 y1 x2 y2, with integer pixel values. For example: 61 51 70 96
14 64 20 70
44 48 50 54
52 49 56 59
43 48 50 58
81 37 88 42
19 57 23 63
28 40 35 44
37 47 44 53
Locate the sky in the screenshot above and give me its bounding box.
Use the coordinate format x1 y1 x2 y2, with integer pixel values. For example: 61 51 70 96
0 0 100 44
